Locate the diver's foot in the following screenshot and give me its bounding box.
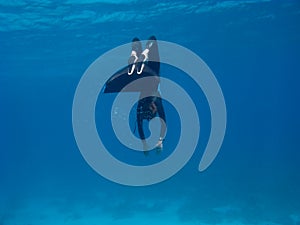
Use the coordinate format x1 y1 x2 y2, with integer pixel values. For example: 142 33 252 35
128 38 142 75
132 37 142 52
128 53 138 75
136 49 149 75
136 36 157 74
146 35 157 49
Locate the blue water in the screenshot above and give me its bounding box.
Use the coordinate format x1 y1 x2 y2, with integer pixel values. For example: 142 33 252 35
1 1 300 224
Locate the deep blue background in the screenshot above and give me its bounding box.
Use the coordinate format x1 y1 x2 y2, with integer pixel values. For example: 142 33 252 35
1 1 300 224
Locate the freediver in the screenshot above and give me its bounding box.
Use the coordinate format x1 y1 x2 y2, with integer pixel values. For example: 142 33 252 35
128 36 167 153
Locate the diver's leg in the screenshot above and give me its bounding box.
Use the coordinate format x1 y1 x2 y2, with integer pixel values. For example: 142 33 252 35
156 97 166 137
137 101 145 140
137 36 158 75
136 51 148 75
128 37 142 75
132 37 142 55
145 35 157 53
137 100 149 153
147 36 160 75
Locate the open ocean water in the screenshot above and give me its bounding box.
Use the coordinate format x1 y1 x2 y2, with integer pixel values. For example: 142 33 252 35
1 0 300 224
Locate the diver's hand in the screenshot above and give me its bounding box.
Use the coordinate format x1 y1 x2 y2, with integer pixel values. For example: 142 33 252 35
155 138 163 153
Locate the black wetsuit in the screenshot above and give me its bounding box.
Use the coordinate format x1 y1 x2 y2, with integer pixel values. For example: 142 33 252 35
103 36 167 141
137 94 166 140
136 38 166 140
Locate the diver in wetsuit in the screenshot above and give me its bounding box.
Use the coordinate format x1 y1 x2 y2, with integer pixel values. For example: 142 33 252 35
128 36 166 152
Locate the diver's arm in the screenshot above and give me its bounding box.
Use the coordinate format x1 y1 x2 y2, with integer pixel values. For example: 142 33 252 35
137 117 145 140
137 117 148 151
137 109 146 141
156 97 166 139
